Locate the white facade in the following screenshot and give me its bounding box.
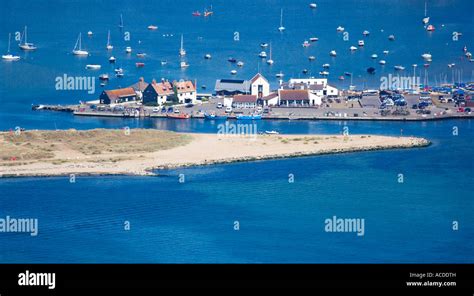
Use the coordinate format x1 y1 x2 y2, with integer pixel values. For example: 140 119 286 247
177 91 197 104
288 78 339 97
250 74 270 98
309 93 322 105
289 78 328 87
223 97 233 107
265 96 279 106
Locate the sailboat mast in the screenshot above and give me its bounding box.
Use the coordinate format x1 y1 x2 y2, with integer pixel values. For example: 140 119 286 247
181 34 183 50
107 30 110 46
280 9 283 27
424 1 427 17
7 33 11 53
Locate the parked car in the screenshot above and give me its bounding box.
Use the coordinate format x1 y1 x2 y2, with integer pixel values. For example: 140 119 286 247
152 107 160 113
225 106 232 113
217 102 223 109
167 107 174 113
174 108 180 114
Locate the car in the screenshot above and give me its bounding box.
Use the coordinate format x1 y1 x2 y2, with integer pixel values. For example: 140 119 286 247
217 102 223 109
152 107 160 113
465 107 471 113
256 106 263 113
185 103 194 108
174 108 180 114
225 106 232 113
412 104 418 109
161 107 167 113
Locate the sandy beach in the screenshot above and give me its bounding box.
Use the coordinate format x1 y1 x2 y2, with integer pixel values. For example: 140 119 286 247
0 129 430 177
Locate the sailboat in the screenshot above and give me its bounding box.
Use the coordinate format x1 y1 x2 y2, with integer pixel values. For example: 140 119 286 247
2 33 20 61
118 14 124 29
18 26 37 51
278 9 285 32
179 34 186 56
106 30 113 50
422 1 430 25
72 33 89 56
267 43 274 65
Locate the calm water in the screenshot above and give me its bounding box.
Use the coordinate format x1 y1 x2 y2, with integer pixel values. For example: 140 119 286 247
0 0 473 263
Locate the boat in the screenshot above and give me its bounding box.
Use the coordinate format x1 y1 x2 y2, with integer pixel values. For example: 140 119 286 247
125 46 132 53
106 30 113 50
336 26 344 32
267 44 274 65
237 61 244 67
179 34 186 56
147 25 158 30
394 65 405 71
136 52 146 58
329 50 337 57
422 1 430 24
383 50 389 55
344 72 352 76
204 6 213 17
422 17 430 25
350 46 357 51
136 62 145 68
85 64 101 70
379 60 386 65
308 55 316 61
260 43 269 48
230 70 237 75
18 26 37 51
167 113 191 119
118 14 124 29
363 30 370 36
236 114 262 120
116 72 124 78
322 63 330 68
319 71 329 76
259 51 267 58
99 74 109 81
87 31 93 37
466 52 472 59
388 35 395 41
265 130 279 134
192 11 201 16
204 113 228 120
180 61 189 68
426 25 435 31
2 33 20 61
367 67 376 74
371 54 378 59
228 57 237 63
309 37 318 42
161 60 167 66
204 53 212 59
278 9 285 32
72 33 89 56
275 71 284 78
302 40 311 47
421 53 432 60
338 76 345 80
463 45 468 52
358 40 365 46
309 3 317 9
302 69 308 74
114 67 123 74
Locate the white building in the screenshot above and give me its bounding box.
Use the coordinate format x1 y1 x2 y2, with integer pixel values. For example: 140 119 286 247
174 80 197 104
250 73 270 98
287 78 339 97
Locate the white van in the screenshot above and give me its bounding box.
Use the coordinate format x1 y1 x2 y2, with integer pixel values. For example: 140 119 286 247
225 106 232 113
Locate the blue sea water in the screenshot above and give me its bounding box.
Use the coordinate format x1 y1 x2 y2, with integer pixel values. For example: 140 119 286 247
0 0 473 263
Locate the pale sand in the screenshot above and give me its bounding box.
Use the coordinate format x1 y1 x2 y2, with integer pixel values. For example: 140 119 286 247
0 130 430 177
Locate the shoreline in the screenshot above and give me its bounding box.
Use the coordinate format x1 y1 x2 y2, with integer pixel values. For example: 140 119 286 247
0 129 430 178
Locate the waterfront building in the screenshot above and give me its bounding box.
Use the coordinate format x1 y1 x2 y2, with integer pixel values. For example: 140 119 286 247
215 79 250 96
99 87 137 105
142 79 174 105
262 92 279 106
173 80 197 104
286 78 339 97
232 95 258 108
277 89 321 107
250 73 270 98
128 77 149 100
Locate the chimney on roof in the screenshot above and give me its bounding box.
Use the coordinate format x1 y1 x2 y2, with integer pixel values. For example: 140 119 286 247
161 78 165 83
139 77 144 82
152 79 157 85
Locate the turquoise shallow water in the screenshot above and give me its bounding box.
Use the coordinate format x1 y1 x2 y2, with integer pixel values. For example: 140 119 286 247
0 119 472 263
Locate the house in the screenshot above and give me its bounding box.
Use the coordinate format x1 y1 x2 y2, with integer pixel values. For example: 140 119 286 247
232 95 257 108
262 92 279 106
174 80 197 104
142 79 174 106
250 73 270 98
215 79 250 96
128 77 149 101
287 78 339 97
278 89 321 107
99 87 137 105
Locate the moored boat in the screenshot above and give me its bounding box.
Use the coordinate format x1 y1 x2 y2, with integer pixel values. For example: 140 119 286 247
18 26 37 51
167 113 191 119
236 114 262 120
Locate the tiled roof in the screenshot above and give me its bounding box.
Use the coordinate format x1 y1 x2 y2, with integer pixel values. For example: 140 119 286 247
129 78 149 92
279 90 309 101
309 84 324 90
215 79 250 92
174 80 196 93
150 81 174 96
233 95 257 103
262 92 278 101
104 87 136 100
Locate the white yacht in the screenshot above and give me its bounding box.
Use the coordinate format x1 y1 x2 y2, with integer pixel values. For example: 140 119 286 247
179 34 186 56
18 26 37 51
72 33 89 56
2 33 20 61
278 9 285 32
106 30 113 50
329 50 337 57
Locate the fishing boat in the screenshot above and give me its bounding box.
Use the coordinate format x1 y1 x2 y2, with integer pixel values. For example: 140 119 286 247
426 25 435 31
363 30 370 36
72 33 89 56
125 46 132 53
329 50 337 57
180 61 189 68
350 46 357 51
260 43 269 48
259 51 267 58
85 64 101 70
394 65 405 71
275 71 284 78
379 60 386 65
204 53 212 59
136 53 146 58
179 34 186 56
236 114 262 120
278 9 285 32
309 37 318 42
2 33 20 61
99 74 109 81
167 113 191 119
230 70 237 75
336 26 345 32
371 54 378 59
192 11 201 16
267 44 274 65
106 30 113 50
228 57 237 63
147 25 158 30
18 26 37 51
237 61 244 67
136 62 145 68
302 40 311 47
265 130 279 134
204 113 228 120
358 40 365 46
